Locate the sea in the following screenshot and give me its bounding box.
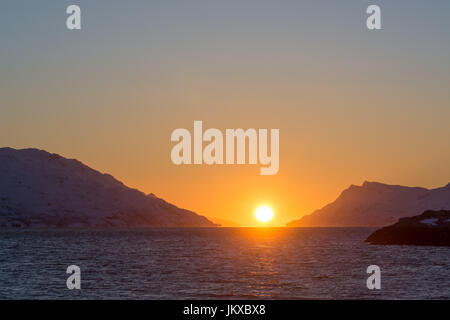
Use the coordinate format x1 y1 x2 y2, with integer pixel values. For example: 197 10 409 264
0 228 448 299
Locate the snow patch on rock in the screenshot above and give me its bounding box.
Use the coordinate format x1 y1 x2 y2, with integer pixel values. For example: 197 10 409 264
420 218 438 226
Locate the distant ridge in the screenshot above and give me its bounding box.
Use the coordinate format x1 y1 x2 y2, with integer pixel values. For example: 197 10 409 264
287 181 450 227
0 147 217 228
206 216 241 227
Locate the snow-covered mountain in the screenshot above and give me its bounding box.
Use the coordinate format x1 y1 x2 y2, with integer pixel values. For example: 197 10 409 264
287 181 450 227
0 147 216 228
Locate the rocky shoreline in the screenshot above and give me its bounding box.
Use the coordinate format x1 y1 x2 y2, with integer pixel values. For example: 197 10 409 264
365 210 450 246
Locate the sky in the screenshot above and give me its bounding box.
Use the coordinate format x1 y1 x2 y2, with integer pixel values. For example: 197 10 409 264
1 1 449 226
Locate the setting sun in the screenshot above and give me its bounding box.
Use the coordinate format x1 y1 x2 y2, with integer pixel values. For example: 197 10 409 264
255 206 274 223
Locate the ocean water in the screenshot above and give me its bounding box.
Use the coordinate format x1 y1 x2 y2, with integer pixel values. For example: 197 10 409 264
0 228 448 300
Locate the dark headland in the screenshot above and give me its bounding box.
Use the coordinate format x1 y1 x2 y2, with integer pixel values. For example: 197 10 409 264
366 210 450 246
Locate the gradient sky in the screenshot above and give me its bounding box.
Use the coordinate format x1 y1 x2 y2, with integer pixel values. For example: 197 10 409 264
1 1 449 226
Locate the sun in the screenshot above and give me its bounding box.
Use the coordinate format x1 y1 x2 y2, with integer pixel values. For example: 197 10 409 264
255 206 274 223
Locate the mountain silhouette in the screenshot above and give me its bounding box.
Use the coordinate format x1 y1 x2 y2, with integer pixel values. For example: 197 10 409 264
0 147 216 228
287 181 450 227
